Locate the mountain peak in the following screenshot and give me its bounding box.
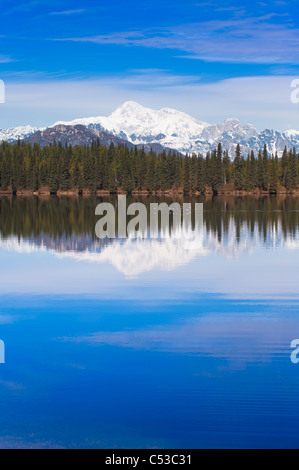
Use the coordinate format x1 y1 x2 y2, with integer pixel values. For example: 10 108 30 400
112 100 145 111
1 101 299 157
110 101 149 118
223 117 240 124
116 100 143 109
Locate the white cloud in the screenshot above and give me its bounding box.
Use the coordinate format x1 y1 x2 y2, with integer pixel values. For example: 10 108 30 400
58 16 299 64
0 55 14 63
50 9 85 15
1 72 299 131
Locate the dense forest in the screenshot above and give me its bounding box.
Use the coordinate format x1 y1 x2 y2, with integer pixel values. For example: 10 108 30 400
0 139 298 195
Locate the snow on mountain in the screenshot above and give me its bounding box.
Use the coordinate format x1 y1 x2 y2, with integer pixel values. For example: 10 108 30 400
0 125 46 143
50 101 299 156
285 129 299 138
53 100 211 154
1 100 299 156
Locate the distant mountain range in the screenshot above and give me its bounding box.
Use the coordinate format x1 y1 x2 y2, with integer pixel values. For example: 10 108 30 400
1 100 299 157
22 123 167 153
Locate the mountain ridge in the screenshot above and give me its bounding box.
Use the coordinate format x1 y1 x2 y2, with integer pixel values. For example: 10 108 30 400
22 124 168 153
1 101 299 156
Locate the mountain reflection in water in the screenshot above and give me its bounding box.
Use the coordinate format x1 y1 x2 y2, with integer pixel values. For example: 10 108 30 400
1 195 299 448
0 195 298 276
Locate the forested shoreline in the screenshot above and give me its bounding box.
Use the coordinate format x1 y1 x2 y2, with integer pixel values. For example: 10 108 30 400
0 139 298 196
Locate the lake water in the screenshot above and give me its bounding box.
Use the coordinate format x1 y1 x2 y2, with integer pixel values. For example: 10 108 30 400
0 195 299 449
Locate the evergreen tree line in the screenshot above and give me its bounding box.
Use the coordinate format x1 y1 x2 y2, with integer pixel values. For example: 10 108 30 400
1 196 298 243
0 140 298 194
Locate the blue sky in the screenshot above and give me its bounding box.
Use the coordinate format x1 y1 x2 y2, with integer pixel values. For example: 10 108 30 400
0 0 299 129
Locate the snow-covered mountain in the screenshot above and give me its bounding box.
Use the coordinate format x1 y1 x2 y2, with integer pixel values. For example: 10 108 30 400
1 100 299 156
53 101 210 152
0 125 46 143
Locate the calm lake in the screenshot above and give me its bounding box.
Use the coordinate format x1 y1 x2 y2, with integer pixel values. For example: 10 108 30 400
0 195 299 449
